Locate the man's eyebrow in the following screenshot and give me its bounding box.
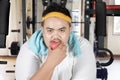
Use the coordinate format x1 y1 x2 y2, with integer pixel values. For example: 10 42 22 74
59 27 66 30
46 27 66 30
46 27 54 30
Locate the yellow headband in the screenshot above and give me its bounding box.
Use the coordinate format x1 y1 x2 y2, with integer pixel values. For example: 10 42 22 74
42 12 71 23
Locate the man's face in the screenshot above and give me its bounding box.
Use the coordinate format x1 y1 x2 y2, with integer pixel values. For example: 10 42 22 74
42 17 71 48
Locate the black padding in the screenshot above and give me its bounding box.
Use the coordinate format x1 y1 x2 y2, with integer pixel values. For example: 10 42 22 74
95 2 106 36
0 0 10 35
97 68 108 80
98 36 104 48
10 42 20 55
0 34 6 48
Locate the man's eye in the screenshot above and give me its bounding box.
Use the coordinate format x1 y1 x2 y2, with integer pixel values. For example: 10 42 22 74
47 29 53 32
60 29 65 32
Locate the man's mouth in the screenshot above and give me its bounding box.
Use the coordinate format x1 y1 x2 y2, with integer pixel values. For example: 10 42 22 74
50 40 61 50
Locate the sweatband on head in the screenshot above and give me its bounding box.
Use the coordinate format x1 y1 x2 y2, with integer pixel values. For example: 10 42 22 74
42 12 72 23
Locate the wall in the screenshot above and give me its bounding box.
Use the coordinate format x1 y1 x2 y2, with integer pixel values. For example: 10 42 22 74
106 0 120 55
107 17 120 55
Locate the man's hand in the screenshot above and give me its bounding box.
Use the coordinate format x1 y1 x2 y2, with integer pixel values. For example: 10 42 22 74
46 41 67 67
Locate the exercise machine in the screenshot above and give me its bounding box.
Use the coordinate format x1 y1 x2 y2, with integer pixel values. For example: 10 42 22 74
84 0 120 79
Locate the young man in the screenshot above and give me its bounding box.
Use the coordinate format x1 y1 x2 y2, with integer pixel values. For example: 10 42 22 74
15 3 96 80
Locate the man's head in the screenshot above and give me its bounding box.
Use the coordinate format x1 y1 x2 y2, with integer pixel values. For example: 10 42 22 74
41 2 72 48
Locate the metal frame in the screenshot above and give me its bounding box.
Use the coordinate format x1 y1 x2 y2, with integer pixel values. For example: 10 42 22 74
84 0 95 40
84 0 120 40
22 0 27 43
22 0 37 43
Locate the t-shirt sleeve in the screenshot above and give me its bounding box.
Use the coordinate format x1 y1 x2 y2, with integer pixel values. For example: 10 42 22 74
15 42 42 80
71 38 96 80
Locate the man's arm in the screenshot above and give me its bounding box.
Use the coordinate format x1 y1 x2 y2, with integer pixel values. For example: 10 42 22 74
15 43 41 80
30 42 67 80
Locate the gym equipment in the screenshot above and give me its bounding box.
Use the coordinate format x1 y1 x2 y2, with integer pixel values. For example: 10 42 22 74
95 0 106 36
22 0 27 43
0 34 6 48
96 48 114 80
22 0 49 43
84 0 117 80
107 5 120 16
9 42 20 55
0 0 10 48
84 0 120 40
42 0 49 6
22 0 36 43
0 61 7 64
97 67 108 80
60 0 67 8
96 48 114 67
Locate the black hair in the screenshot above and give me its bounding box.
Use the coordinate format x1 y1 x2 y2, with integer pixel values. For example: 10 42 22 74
42 2 71 18
41 2 71 27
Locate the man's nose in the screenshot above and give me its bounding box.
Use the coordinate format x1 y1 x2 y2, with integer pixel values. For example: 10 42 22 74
51 31 60 40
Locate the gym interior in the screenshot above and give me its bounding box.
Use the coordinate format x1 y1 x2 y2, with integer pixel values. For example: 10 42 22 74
0 0 120 80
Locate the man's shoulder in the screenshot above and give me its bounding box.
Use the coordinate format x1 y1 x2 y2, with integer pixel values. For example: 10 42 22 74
20 41 29 49
78 37 91 46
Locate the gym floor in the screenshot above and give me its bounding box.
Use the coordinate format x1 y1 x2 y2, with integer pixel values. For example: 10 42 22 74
106 60 120 80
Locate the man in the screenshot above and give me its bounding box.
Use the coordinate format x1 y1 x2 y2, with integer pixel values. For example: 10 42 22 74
15 3 96 80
